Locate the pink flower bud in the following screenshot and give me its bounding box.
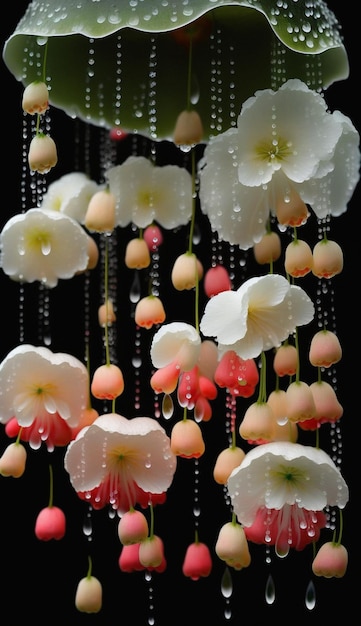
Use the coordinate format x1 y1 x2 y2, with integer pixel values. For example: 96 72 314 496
312 542 348 578
91 363 125 400
309 329 342 367
312 239 343 278
35 506 66 541
170 418 205 458
143 224 163 250
139 535 164 568
28 133 58 174
70 407 99 439
0 442 27 478
118 510 149 545
22 81 49 115
204 265 232 297
182 541 212 580
125 238 151 269
118 543 143 572
75 575 102 613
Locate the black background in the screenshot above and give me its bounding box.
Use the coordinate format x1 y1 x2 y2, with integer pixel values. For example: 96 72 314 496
1 2 359 624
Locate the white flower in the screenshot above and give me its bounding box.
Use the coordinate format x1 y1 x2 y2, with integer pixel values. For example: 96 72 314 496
227 441 349 528
41 172 101 224
106 156 193 229
200 274 314 360
0 344 89 429
199 79 360 248
0 208 89 287
64 413 177 513
150 321 201 371
298 111 361 218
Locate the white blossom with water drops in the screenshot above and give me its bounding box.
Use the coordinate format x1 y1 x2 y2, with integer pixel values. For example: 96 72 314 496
0 208 89 287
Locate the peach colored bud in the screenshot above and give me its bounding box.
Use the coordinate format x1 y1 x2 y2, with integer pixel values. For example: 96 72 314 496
171 252 203 290
28 133 58 174
312 239 343 278
35 506 66 540
75 576 102 613
0 442 27 478
312 542 348 578
286 380 316 423
173 110 203 145
310 380 343 424
139 535 164 568
215 522 251 570
267 390 298 442
253 231 281 265
170 418 205 458
213 446 245 485
22 81 49 115
197 339 219 381
239 401 275 443
273 344 298 377
98 299 116 327
91 363 125 400
85 189 116 233
118 510 149 545
125 238 151 269
204 265 232 297
284 239 313 277
309 329 342 367
143 224 163 250
135 295 166 329
276 188 309 227
71 407 99 439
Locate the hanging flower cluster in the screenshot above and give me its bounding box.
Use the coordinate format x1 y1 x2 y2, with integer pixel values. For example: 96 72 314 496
1 7 359 615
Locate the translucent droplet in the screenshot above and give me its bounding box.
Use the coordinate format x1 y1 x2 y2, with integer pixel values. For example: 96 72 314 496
221 566 233 599
305 579 316 610
265 574 275 605
129 271 141 303
162 393 174 419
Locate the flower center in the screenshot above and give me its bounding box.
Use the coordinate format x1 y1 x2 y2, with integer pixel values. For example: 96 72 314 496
27 227 52 255
255 136 292 164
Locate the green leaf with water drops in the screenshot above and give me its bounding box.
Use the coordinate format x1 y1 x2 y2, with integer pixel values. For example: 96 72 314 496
3 0 349 141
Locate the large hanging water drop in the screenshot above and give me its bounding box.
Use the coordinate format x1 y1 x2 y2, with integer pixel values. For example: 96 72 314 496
265 573 276 605
305 579 316 610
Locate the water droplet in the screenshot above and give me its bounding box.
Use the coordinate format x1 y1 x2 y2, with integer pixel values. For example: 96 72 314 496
305 579 316 610
162 393 174 419
221 566 233 598
129 271 141 303
265 574 275 605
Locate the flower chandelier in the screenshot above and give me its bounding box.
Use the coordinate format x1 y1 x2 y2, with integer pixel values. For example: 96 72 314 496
0 0 359 622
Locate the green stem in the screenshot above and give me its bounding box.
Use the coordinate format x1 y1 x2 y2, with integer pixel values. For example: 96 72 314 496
103 236 110 367
86 555 93 578
186 35 193 109
149 502 155 538
257 352 267 404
